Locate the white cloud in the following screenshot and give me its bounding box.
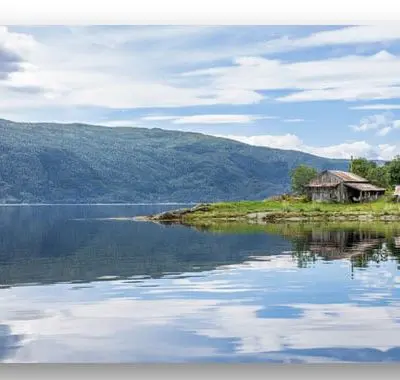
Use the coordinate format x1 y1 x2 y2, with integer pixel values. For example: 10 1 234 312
350 104 400 110
1 26 266 110
139 114 277 125
171 114 275 124
103 114 277 127
0 26 38 57
377 127 392 136
141 116 181 121
214 133 399 160
351 112 400 136
184 50 400 103
215 133 303 150
4 25 400 122
273 25 400 52
283 118 305 123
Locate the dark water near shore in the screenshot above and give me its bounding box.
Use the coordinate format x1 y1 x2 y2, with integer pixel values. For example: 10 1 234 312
1 204 400 363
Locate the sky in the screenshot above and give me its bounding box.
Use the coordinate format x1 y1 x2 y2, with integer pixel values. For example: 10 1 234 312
2 25 400 160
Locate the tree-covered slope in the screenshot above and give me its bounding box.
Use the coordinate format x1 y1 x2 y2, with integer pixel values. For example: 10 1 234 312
0 119 348 203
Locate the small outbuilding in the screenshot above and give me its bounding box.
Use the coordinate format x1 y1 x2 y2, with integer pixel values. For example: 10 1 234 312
394 185 400 202
305 170 385 203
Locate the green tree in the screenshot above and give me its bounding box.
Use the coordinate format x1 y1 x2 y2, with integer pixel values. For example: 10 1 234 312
290 165 318 195
368 165 390 189
350 157 390 189
350 157 376 179
387 156 400 187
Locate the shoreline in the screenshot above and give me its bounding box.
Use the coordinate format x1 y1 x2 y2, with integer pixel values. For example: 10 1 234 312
139 199 400 225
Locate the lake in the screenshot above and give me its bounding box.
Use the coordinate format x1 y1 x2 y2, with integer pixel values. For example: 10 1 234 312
1 204 400 363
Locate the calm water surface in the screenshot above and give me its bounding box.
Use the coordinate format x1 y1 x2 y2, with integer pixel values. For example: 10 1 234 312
1 204 400 363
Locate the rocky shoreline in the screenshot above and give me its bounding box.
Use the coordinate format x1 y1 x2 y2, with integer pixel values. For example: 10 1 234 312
137 203 212 222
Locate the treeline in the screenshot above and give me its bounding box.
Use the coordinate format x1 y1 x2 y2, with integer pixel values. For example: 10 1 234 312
290 157 400 196
349 157 400 189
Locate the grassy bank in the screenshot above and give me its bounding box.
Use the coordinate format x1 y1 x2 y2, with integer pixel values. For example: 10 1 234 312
146 196 400 224
186 220 400 236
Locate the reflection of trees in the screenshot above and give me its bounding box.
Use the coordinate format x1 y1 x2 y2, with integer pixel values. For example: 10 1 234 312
290 228 400 269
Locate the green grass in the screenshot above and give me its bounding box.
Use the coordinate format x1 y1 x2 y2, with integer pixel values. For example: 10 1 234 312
182 196 400 222
188 220 400 236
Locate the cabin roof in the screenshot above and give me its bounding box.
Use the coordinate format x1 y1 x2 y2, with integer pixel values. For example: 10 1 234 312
328 170 368 182
344 182 386 192
306 170 369 188
306 170 385 192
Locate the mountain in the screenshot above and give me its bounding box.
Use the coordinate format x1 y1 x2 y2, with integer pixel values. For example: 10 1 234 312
0 118 349 203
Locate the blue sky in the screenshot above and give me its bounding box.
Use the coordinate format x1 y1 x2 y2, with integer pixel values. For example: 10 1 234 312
2 25 400 159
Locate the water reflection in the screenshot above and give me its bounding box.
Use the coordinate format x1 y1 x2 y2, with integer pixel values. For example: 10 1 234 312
0 205 289 286
1 206 400 362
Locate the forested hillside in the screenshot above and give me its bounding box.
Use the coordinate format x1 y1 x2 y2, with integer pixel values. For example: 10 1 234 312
0 119 349 203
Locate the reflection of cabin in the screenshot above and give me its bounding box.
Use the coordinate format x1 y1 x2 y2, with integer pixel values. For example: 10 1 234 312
305 170 385 203
306 230 383 260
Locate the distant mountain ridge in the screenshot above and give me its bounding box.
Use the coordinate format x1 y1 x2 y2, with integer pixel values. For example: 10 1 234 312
0 118 349 203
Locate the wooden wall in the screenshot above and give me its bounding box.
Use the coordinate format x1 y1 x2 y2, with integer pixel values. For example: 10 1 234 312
308 171 341 187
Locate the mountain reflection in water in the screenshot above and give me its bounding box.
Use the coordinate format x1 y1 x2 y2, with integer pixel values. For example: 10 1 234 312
1 205 400 363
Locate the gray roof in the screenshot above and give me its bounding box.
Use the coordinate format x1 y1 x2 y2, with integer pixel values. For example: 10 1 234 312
344 182 386 192
329 170 368 183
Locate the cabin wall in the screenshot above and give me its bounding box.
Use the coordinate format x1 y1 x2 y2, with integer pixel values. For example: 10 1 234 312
308 171 341 187
339 183 351 202
309 186 340 202
309 183 354 203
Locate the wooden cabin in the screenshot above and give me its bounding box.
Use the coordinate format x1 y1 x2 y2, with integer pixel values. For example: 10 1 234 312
305 170 385 203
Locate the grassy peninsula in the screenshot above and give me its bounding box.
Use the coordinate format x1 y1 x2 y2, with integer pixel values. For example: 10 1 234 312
143 196 400 225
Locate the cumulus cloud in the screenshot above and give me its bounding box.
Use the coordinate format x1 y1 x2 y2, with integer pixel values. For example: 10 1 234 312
214 133 399 160
183 50 400 104
0 48 22 79
215 133 303 151
4 26 400 113
4 25 400 129
5 26 400 113
0 27 49 99
0 26 36 80
350 112 400 136
266 25 400 53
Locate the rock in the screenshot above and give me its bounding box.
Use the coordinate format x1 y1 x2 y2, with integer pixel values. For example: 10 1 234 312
190 203 211 212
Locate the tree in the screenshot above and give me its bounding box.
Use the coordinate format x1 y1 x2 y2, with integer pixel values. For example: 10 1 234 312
350 157 390 189
290 165 317 195
350 157 376 179
387 156 400 187
367 165 390 189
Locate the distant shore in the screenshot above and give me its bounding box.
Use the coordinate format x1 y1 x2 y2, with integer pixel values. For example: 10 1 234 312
139 197 400 224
